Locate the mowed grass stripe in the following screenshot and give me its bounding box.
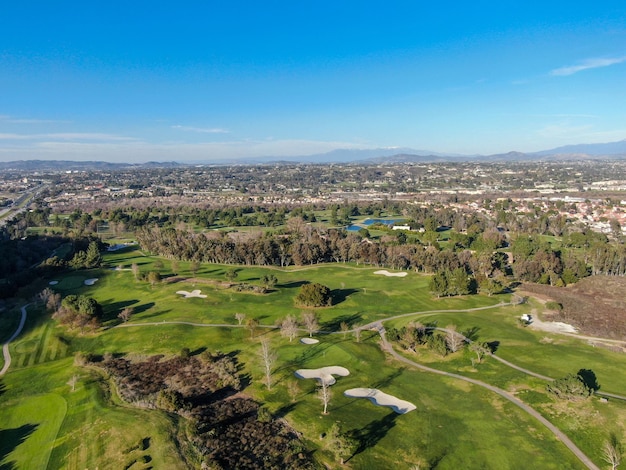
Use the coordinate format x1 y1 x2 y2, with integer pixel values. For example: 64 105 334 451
36 322 52 364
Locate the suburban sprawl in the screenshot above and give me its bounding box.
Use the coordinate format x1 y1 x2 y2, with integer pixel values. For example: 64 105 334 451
2 159 626 469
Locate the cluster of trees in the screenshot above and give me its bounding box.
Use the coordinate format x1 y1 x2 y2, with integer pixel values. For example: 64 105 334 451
429 267 477 298
546 369 599 401
51 294 103 331
386 322 486 359
68 241 103 269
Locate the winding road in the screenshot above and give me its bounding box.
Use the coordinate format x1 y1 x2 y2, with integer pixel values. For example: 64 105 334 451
0 304 28 376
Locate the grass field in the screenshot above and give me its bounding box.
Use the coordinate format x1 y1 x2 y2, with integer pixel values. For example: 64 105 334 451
1 245 625 469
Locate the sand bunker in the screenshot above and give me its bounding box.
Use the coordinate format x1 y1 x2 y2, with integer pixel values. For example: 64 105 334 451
344 388 416 414
300 338 319 345
374 270 407 278
176 289 208 299
49 280 59 285
84 278 98 286
529 318 577 334
295 366 350 385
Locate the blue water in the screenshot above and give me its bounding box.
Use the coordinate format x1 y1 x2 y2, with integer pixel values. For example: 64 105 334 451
362 218 403 226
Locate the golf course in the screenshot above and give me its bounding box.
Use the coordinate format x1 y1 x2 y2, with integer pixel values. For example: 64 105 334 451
2 244 626 469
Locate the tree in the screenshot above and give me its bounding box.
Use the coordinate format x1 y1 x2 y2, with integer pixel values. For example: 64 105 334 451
235 312 246 325
67 374 79 392
318 379 332 415
85 241 102 268
280 314 299 342
340 321 349 338
190 261 200 276
444 325 465 353
259 338 277 390
602 433 623 470
301 311 319 337
295 283 332 307
354 326 362 343
326 423 356 465
37 288 54 306
469 341 490 364
118 306 134 323
225 268 238 282
131 263 140 280
246 317 259 338
261 273 278 290
429 272 447 298
171 259 179 274
546 372 593 400
147 271 161 287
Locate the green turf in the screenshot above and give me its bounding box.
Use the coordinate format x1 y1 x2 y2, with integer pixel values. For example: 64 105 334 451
1 246 625 468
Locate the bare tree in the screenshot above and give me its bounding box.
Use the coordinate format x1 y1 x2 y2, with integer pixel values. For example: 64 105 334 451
118 307 134 323
46 292 62 313
602 434 623 470
444 324 465 353
67 374 79 392
246 317 259 338
301 311 319 338
259 338 277 390
469 341 490 364
235 312 246 326
287 379 301 402
131 263 140 280
340 321 349 339
280 314 299 342
318 379 332 414
354 325 362 343
326 422 356 465
37 288 54 306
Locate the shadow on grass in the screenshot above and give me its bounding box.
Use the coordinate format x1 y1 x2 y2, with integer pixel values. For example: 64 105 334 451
330 288 359 306
578 369 600 391
486 340 500 354
277 280 309 289
0 423 38 470
348 412 397 459
320 312 363 332
462 326 481 342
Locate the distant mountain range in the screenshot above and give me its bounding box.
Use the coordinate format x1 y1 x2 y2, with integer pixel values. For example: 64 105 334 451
1 139 625 170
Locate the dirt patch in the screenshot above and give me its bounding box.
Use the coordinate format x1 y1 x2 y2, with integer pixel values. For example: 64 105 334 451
520 276 626 340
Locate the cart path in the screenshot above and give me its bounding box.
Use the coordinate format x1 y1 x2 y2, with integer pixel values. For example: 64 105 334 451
374 324 599 470
0 304 28 376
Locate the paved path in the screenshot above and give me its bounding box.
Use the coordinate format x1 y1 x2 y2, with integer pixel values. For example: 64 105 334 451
375 326 599 470
0 304 28 376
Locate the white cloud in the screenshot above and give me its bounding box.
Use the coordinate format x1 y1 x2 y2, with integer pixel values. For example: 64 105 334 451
0 115 70 124
550 56 626 76
171 125 230 134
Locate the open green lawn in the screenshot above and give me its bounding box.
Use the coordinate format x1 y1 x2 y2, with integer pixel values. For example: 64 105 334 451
2 245 625 468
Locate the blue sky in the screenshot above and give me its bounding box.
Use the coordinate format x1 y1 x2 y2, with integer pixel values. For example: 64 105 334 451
1 1 625 162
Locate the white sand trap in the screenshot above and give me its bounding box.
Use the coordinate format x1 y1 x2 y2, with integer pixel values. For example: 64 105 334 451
49 280 59 285
84 278 98 286
529 318 577 334
344 388 416 414
295 366 350 385
300 338 319 345
374 270 407 278
176 289 208 299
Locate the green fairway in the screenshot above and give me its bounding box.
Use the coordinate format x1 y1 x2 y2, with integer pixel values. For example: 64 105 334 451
1 245 625 468
0 393 66 470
